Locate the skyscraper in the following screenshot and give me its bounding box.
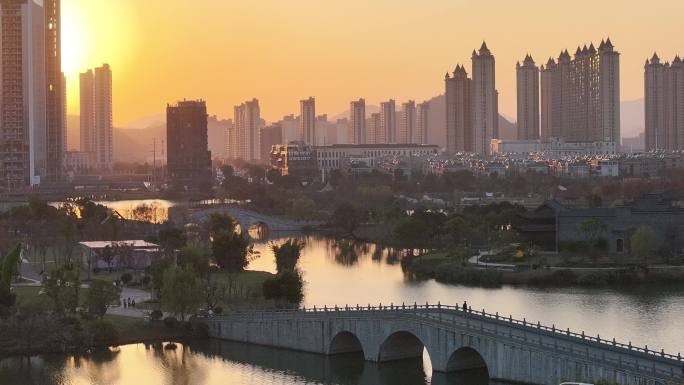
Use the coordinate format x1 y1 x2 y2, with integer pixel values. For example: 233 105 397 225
516 55 540 140
300 97 316 145
232 99 261 161
445 65 472 153
416 101 429 145
45 0 63 182
540 39 620 143
80 70 95 152
61 73 67 152
471 42 499 155
166 100 212 188
349 99 366 144
79 65 113 170
0 0 47 188
94 64 113 170
379 99 396 144
399 100 416 144
645 53 684 150
261 123 283 163
366 113 381 145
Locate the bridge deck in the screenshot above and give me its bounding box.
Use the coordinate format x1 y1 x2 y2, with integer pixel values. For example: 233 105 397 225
200 303 684 383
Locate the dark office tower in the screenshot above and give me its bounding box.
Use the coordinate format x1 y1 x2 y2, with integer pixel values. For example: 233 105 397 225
445 65 472 153
45 0 63 181
516 54 540 140
349 98 366 144
416 101 429 145
166 100 212 188
261 123 283 163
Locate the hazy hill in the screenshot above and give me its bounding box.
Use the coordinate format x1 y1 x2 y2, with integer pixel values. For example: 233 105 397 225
66 115 231 163
64 97 645 161
621 99 644 138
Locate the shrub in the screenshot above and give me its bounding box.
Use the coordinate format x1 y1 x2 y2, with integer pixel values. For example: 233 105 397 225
88 319 119 346
141 275 151 286
150 310 163 321
163 316 178 329
262 270 304 304
213 306 223 315
93 267 101 274
120 273 133 284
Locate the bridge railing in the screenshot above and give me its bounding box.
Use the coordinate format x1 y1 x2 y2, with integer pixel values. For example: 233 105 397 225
203 302 683 365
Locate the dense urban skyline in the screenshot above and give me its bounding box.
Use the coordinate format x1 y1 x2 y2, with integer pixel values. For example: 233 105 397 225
61 0 684 126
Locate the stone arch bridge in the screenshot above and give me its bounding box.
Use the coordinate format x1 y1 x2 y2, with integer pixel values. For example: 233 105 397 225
185 205 323 233
197 304 683 385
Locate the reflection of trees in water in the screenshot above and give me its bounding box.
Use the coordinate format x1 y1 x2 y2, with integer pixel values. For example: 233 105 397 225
329 239 363 266
247 223 269 240
153 343 207 385
61 349 122 385
326 239 420 267
0 341 489 385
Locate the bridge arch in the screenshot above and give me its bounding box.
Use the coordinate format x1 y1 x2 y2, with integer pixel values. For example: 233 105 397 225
446 346 489 375
378 331 426 362
328 331 364 355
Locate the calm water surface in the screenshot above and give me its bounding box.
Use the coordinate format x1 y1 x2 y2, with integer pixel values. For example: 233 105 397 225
4 206 683 384
0 341 490 385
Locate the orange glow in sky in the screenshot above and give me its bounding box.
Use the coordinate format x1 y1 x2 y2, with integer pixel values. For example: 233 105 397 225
62 0 684 126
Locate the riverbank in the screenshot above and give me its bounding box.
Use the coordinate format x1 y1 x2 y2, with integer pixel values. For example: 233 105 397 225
402 251 684 287
0 314 193 358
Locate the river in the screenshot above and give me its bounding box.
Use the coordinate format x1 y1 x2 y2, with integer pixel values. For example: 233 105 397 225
2 228 683 384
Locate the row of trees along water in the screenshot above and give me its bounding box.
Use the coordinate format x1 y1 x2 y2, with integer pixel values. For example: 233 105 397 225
0 194 307 354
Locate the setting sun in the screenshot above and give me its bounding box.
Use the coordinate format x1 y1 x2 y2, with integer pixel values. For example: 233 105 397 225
60 3 90 77
61 0 139 117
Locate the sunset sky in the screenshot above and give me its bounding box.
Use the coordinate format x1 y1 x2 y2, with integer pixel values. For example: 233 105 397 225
62 0 684 127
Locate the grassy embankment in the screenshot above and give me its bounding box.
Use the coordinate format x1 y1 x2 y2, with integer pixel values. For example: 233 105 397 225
402 250 684 287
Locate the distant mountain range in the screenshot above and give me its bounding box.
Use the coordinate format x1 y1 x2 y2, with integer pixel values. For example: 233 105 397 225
65 98 645 163
66 115 231 163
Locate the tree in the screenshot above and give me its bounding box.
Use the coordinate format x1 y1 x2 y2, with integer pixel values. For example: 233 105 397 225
220 165 234 178
332 203 361 236
290 197 317 221
161 266 205 321
631 227 659 265
96 246 116 272
206 213 238 237
262 270 304 305
158 227 187 255
205 280 226 311
177 245 210 278
0 244 21 312
212 231 253 272
271 239 305 273
149 257 174 297
85 279 122 318
42 267 81 315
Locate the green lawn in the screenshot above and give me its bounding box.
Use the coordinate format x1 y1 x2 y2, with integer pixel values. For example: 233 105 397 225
13 286 90 306
210 270 273 288
210 270 275 310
